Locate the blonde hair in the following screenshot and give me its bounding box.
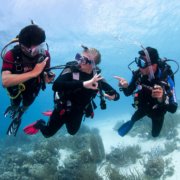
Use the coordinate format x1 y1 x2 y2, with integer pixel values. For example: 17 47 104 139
83 48 101 65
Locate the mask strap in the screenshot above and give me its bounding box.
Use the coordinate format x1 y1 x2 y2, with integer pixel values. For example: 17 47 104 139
141 45 155 80
91 60 97 75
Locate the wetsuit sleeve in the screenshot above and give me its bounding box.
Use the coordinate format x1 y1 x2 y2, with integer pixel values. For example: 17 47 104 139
1 51 14 72
122 73 138 96
100 79 120 101
163 76 178 113
52 72 83 92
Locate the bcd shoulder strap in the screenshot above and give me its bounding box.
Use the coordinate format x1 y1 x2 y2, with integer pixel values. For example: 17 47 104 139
11 45 23 73
60 61 79 76
158 59 175 83
11 45 22 63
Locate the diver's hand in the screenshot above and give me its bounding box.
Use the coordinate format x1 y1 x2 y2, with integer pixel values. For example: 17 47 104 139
31 57 48 77
152 85 164 102
104 93 116 100
83 73 103 90
114 76 128 88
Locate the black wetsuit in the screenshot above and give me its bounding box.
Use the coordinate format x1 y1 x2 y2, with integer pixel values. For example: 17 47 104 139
39 68 120 137
122 68 178 137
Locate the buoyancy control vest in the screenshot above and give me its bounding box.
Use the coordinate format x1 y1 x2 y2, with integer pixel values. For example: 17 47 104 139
132 59 176 109
6 45 47 99
54 61 98 118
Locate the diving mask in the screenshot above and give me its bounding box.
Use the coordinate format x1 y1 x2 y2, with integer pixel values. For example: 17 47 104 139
135 57 150 69
75 53 93 65
21 42 46 57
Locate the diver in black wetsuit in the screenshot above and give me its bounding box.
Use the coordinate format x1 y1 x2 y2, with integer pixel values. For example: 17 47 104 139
115 47 178 137
24 46 120 137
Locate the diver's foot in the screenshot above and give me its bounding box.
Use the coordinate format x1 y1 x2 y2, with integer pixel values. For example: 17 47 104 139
23 119 45 135
7 118 22 136
117 120 135 137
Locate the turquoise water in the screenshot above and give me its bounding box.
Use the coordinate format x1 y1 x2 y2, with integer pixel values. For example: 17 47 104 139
0 0 180 132
0 1 180 179
0 0 180 133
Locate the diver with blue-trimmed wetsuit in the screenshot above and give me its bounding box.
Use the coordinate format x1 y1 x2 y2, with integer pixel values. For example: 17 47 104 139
115 47 178 137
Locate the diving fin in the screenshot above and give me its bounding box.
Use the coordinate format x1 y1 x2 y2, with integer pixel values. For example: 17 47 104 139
42 111 52 116
23 119 45 135
4 106 12 117
7 118 21 136
4 106 18 119
118 120 135 137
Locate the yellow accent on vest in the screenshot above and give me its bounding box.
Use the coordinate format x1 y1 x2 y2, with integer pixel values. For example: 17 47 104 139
7 83 26 99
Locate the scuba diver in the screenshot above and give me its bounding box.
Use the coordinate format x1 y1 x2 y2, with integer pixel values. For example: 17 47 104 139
23 46 120 137
1 24 55 136
114 47 178 137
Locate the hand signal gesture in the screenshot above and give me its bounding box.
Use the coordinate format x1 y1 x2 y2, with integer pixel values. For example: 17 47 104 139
114 76 128 88
83 74 103 90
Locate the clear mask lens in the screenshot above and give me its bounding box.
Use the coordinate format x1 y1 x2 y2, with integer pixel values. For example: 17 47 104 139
31 43 46 56
135 57 148 68
75 53 92 65
21 43 46 57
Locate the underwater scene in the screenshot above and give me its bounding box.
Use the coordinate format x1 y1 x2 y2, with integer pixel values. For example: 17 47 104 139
0 0 180 179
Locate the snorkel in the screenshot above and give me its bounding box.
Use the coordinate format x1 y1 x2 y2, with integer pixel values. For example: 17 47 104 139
128 46 179 79
127 45 154 79
140 45 155 80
